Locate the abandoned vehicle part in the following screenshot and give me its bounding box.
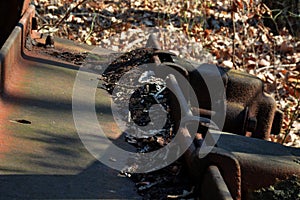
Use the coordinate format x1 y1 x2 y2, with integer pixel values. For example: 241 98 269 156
1 2 298 199
167 72 299 200
102 48 283 139
180 127 300 200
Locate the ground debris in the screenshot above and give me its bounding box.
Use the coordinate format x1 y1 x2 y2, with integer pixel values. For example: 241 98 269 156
126 160 196 200
249 175 300 200
101 48 175 153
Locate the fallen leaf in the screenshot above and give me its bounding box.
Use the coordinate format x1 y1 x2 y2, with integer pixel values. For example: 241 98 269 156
280 41 293 53
259 59 270 67
222 60 233 68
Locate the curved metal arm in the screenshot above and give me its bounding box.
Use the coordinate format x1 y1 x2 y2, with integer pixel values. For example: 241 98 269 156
166 74 219 130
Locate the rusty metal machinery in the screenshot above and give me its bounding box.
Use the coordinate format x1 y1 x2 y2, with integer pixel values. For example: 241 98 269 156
102 46 296 200
154 51 283 139
104 48 283 139
1 1 282 142
168 72 299 200
1 2 298 200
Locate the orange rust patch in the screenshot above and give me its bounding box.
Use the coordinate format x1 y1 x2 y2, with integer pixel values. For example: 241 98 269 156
0 54 28 158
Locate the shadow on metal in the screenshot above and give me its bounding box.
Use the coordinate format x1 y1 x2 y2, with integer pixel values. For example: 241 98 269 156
0 161 139 199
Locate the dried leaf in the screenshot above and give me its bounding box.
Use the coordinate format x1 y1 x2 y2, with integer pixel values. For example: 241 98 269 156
258 59 270 67
280 41 294 53
222 60 234 68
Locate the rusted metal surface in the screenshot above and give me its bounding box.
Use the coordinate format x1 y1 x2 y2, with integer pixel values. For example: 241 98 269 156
122 46 282 139
177 111 299 200
224 70 280 139
156 51 282 139
0 5 141 199
216 133 300 199
178 115 299 200
1 3 298 200
99 37 282 140
166 74 299 200
98 34 294 199
0 4 35 94
169 73 241 199
201 165 234 200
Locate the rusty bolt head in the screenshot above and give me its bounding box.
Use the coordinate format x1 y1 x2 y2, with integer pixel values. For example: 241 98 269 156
45 35 54 48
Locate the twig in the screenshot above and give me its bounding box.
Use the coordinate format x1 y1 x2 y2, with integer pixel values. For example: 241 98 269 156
54 0 90 28
84 14 97 42
284 15 295 37
69 12 113 19
37 0 91 32
231 2 237 69
288 11 300 17
37 24 53 32
35 10 49 24
256 64 297 73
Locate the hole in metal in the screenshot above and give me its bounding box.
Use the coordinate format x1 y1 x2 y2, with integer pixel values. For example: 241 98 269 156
10 119 32 125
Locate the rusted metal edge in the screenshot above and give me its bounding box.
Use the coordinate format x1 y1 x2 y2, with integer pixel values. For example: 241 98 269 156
21 0 32 17
198 146 242 200
0 5 35 93
176 132 242 200
166 73 240 199
201 165 234 200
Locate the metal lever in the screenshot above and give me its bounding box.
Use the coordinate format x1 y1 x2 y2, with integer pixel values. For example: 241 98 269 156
166 74 219 130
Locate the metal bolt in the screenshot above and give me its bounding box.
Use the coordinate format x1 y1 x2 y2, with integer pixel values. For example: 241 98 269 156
45 35 54 48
